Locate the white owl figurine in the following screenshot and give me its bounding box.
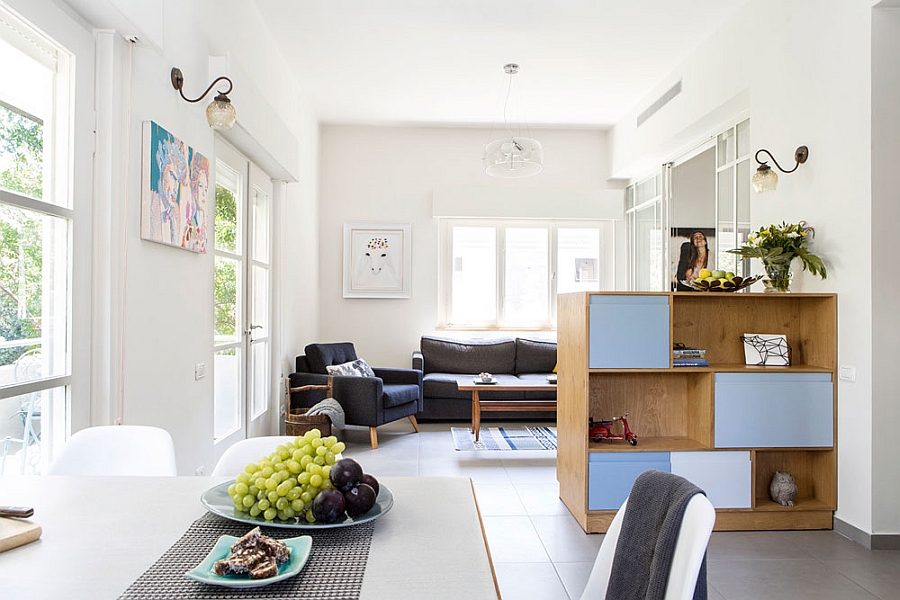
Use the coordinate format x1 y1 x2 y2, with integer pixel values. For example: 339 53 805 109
769 471 798 506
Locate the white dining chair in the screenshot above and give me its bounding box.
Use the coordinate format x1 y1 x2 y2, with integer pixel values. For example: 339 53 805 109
45 425 178 476
580 493 716 600
211 436 299 476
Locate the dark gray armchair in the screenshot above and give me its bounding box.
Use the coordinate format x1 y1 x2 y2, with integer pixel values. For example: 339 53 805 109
287 342 423 448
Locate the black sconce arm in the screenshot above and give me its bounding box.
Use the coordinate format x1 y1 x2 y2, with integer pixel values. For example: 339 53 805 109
171 67 233 103
755 146 809 173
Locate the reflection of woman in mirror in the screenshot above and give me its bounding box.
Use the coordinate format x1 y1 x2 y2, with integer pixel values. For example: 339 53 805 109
676 231 709 289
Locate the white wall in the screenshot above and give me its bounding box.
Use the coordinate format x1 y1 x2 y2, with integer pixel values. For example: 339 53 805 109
316 126 617 368
610 0 890 537
871 4 900 536
18 0 321 475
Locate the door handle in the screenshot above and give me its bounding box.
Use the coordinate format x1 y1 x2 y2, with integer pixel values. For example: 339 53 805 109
244 324 263 335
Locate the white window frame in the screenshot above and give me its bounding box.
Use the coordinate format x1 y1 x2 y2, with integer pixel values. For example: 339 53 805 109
0 4 76 473
438 218 613 331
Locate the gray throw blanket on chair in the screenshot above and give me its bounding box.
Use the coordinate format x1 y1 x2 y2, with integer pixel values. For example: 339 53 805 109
605 470 708 600
304 398 345 430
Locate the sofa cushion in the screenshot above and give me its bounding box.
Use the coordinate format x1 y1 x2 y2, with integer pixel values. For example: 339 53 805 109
420 336 516 375
423 373 475 400
382 383 420 408
515 338 557 374
326 358 375 378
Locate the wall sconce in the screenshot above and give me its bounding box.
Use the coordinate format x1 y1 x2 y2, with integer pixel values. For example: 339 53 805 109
170 67 236 130
752 145 809 193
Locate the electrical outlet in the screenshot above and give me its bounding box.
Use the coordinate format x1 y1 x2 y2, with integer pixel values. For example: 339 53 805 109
839 365 856 382
195 465 205 476
195 362 206 380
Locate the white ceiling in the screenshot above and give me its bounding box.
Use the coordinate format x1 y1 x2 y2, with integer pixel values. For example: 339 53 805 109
253 0 747 129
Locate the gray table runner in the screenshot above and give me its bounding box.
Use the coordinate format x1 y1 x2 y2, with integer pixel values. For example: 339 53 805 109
118 512 374 600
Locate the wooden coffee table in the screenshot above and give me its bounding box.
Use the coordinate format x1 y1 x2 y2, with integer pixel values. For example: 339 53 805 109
456 377 557 441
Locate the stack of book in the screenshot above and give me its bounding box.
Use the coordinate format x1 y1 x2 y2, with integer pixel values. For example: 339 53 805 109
672 346 709 367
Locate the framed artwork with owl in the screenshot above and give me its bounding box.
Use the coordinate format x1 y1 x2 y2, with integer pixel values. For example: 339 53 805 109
343 222 411 298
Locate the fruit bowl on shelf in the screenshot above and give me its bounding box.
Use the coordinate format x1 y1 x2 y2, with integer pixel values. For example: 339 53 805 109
681 274 762 292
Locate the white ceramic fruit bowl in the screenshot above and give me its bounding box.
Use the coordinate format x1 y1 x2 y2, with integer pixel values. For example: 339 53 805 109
681 274 762 292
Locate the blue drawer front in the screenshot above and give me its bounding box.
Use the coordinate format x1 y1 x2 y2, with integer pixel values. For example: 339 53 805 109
589 295 669 369
670 451 751 508
715 373 833 448
588 452 671 510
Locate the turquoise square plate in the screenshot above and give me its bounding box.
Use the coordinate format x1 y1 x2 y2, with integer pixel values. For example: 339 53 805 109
185 534 312 588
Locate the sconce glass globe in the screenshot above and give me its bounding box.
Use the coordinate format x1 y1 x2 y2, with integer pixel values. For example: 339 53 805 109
751 166 778 193
206 96 236 129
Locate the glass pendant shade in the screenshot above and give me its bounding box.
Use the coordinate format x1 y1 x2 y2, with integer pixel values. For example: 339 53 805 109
484 137 543 178
206 96 236 129
751 166 778 193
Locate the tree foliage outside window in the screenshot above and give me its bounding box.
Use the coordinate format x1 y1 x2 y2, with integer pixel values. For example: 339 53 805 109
214 184 237 339
215 183 237 252
0 105 43 199
0 105 43 364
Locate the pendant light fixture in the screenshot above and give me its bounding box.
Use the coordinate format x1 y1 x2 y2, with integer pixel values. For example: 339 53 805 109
483 63 543 178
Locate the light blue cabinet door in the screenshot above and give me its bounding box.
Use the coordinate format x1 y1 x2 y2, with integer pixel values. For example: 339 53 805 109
715 373 834 448
670 451 751 508
587 452 671 510
588 295 670 368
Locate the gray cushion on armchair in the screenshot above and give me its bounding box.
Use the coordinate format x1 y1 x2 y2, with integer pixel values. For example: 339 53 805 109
305 342 359 374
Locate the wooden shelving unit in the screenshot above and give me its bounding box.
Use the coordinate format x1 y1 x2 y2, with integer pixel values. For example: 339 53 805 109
557 292 837 533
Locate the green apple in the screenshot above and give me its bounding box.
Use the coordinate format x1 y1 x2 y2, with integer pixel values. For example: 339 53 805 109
726 271 735 281
711 270 726 279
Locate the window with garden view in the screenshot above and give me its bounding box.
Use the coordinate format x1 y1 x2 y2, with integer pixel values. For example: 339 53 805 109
0 10 72 474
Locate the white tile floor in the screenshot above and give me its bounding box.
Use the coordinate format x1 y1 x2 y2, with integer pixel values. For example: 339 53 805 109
341 420 900 600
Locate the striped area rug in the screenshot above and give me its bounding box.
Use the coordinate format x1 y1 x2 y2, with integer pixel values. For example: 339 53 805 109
451 426 557 451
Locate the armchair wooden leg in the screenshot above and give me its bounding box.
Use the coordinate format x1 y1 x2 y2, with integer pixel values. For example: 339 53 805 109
408 415 420 433
369 427 378 449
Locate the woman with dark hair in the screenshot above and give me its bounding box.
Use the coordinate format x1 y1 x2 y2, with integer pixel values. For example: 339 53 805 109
676 231 710 291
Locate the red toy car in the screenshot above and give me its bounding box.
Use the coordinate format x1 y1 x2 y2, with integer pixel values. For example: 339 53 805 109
588 413 638 446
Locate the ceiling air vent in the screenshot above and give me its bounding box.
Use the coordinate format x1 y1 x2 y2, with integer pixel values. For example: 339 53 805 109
637 80 682 128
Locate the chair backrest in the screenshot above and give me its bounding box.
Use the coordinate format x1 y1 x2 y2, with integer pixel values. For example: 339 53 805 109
45 426 177 476
304 342 358 374
580 494 716 600
212 436 299 476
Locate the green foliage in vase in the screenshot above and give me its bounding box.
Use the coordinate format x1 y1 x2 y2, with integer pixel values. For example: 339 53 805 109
727 221 827 279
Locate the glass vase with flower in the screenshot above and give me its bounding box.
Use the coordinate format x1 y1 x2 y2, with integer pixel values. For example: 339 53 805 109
727 221 827 292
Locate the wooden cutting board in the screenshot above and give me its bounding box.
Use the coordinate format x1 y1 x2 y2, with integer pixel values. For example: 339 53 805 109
0 517 42 552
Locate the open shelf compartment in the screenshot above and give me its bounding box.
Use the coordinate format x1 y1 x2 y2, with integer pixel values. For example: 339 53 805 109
672 294 837 371
588 371 713 449
753 449 836 510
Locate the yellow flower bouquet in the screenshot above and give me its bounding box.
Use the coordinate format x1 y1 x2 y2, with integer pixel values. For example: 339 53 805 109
727 221 826 291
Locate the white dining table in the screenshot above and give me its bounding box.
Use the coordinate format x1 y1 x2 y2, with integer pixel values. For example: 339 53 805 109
0 475 499 599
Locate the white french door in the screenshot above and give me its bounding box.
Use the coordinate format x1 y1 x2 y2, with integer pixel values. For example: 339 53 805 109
213 140 273 454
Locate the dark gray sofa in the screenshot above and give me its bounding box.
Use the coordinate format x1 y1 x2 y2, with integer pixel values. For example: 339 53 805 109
412 336 557 421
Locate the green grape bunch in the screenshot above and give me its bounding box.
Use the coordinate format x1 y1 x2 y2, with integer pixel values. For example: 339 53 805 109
226 429 347 524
